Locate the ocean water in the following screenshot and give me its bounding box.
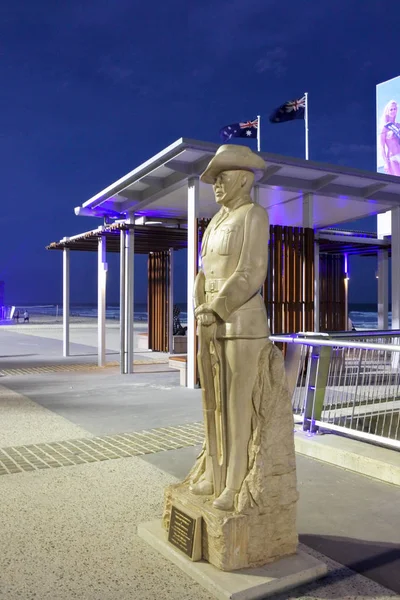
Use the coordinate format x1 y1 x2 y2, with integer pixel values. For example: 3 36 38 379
12 303 154 322
12 303 385 330
348 303 391 330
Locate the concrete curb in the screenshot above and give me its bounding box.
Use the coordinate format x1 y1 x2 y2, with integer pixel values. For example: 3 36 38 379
294 426 400 486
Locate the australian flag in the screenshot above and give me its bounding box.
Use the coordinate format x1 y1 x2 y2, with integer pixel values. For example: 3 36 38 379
220 118 258 142
269 95 306 123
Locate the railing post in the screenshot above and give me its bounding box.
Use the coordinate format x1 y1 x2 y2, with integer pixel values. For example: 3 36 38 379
285 342 303 399
303 345 332 433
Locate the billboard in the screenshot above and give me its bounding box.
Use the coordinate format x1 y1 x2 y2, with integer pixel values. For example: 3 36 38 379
377 75 400 175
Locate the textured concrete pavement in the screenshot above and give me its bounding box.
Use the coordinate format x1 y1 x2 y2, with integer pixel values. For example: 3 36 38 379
1 451 399 599
1 323 400 599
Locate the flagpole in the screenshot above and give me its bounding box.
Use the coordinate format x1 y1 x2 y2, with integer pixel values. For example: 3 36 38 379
304 92 309 160
257 114 261 152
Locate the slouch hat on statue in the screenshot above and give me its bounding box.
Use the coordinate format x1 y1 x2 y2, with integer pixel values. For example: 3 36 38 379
200 144 266 184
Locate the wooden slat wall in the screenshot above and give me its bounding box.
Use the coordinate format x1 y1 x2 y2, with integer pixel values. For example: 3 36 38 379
264 226 314 335
148 251 170 352
304 228 315 331
319 254 346 331
148 221 209 359
147 227 345 355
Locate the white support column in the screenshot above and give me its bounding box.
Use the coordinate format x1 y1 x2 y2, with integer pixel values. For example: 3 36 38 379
314 240 320 332
187 177 199 389
62 245 70 357
168 248 174 354
302 192 313 229
252 185 264 297
120 229 126 373
377 249 389 330
344 253 349 330
391 208 400 330
125 218 135 374
253 185 260 204
97 235 107 367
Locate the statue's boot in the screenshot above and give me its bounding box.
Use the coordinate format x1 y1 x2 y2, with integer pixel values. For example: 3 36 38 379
190 478 214 495
190 455 214 495
212 487 237 511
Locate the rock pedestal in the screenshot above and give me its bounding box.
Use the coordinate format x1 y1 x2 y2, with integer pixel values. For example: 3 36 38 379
162 342 299 572
163 483 297 571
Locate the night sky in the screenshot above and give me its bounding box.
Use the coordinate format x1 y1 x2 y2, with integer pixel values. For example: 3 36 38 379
1 0 399 307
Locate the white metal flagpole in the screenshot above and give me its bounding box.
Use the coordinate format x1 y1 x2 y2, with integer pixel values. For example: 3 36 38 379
304 92 309 160
257 114 261 152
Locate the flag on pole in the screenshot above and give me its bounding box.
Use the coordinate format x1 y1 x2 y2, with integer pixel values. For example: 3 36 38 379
269 93 309 159
269 96 306 123
220 118 258 142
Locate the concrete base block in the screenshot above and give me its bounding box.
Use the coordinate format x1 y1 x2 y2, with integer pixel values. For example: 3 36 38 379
294 426 400 486
137 333 148 350
138 520 328 600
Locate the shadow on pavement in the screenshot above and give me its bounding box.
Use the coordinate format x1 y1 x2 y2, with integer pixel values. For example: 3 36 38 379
300 534 400 594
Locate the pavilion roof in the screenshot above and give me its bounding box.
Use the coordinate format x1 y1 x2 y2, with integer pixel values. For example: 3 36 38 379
46 222 187 254
317 228 390 256
73 138 400 230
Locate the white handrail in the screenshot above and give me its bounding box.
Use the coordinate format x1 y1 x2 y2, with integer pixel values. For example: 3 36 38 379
270 334 400 353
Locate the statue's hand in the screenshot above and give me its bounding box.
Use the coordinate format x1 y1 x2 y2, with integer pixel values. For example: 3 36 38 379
195 304 217 326
197 313 216 326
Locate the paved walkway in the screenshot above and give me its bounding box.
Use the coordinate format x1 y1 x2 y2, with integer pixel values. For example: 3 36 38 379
0 324 399 599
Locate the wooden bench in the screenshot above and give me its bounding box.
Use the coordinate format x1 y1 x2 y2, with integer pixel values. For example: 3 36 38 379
169 355 187 386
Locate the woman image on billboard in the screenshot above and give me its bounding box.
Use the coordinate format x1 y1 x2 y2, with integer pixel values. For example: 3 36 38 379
380 100 400 176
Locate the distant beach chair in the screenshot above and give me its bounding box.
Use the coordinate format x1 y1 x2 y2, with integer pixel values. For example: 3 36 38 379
347 317 356 331
173 305 187 336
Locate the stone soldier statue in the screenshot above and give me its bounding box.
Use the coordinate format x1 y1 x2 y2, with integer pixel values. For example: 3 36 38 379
161 144 298 569
191 144 270 511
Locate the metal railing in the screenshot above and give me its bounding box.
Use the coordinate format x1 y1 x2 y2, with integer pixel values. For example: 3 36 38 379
327 329 400 345
270 333 400 450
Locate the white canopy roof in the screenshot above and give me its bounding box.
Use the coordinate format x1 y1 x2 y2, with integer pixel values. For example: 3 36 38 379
75 138 400 228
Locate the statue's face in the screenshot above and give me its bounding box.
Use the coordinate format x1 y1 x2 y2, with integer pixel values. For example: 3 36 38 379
213 170 246 206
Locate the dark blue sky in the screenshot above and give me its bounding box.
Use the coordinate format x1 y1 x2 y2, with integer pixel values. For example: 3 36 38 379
1 0 399 306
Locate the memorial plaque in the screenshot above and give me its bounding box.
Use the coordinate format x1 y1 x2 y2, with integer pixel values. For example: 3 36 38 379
168 504 202 561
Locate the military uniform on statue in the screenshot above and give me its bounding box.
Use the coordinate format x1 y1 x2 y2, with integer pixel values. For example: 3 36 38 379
162 145 299 571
